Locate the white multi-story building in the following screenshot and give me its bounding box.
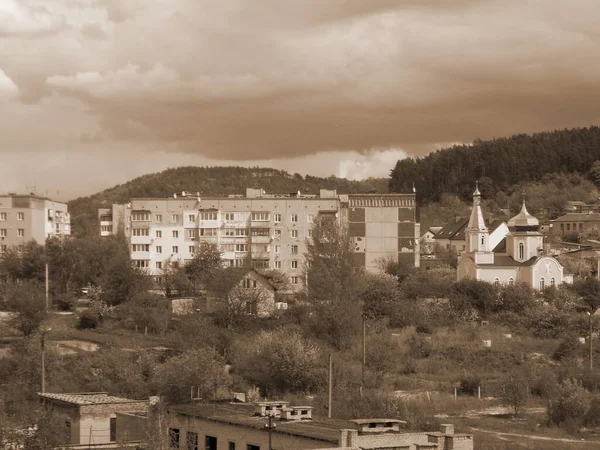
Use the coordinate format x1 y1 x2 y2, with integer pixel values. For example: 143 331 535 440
99 188 419 288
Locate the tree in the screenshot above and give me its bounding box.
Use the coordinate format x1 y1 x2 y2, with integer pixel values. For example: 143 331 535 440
496 283 536 314
500 372 530 416
305 218 365 349
547 378 591 429
450 279 497 319
5 281 47 337
23 407 71 450
185 242 223 293
589 160 600 188
158 259 191 299
360 273 400 320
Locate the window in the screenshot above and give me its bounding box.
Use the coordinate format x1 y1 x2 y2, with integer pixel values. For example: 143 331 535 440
253 259 269 269
234 259 246 267
1 244 6 252
229 442 236 450
173 230 179 238
132 228 149 236
200 228 217 237
17 212 24 221
242 279 258 288
251 228 269 236
508 278 514 286
189 246 195 254
494 278 499 287
172 261 179 268
0 212 6 221
225 228 235 236
156 262 162 269
131 211 150 221
200 212 218 220
308 229 313 238
551 277 556 286
275 245 281 254
247 445 260 450
518 242 524 260
168 428 180 448
100 225 112 233
187 432 199 450
17 229 24 237
110 417 116 442
275 261 281 269
566 223 571 231
156 230 162 238
156 245 162 254
134 260 149 268
274 229 282 238
187 229 196 239
251 212 270 221
291 230 298 238
291 276 299 285
540 278 545 290
172 246 179 254
221 244 235 252
225 213 235 221
307 214 314 223
171 214 179 223
132 244 150 252
481 236 485 246
235 244 248 252
235 228 248 237
17 245 24 252
155 214 162 223
291 245 298 255
187 214 196 223
274 214 282 223
0 229 5 237
291 260 298 269
291 214 298 223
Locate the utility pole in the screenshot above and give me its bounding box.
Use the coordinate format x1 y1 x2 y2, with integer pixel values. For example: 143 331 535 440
589 311 594 370
41 331 46 393
45 263 49 312
265 414 275 450
328 353 332 419
361 314 366 397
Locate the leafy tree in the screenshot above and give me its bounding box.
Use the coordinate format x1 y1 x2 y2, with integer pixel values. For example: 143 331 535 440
360 273 400 320
500 371 530 416
495 283 536 314
547 378 591 429
23 407 71 450
589 160 600 188
158 259 191 299
571 278 600 314
450 279 497 319
401 266 455 301
185 242 223 293
5 281 47 336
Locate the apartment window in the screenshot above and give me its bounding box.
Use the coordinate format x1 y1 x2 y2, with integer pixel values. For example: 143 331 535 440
156 230 162 238
187 432 199 450
566 223 571 231
156 246 162 254
17 229 24 237
168 428 180 449
291 260 298 269
229 442 236 450
187 214 196 223
274 229 282 238
173 230 179 238
308 229 313 238
187 229 196 239
234 259 246 267
131 211 150 221
0 212 6 221
0 244 6 252
100 225 112 233
110 417 116 442
225 213 235 221
200 228 217 237
275 245 281 254
134 260 149 268
0 229 5 237
242 279 258 289
291 245 298 255
274 214 282 223
17 245 24 253
251 212 270 221
189 245 195 254
252 228 269 236
171 214 179 223
307 214 314 223
132 228 149 236
132 244 150 252
17 212 24 221
291 276 299 285
235 244 248 252
291 214 298 223
156 262 162 269
291 230 298 238
172 246 179 254
155 214 162 223
221 244 235 252
253 259 269 269
200 212 218 220
247 445 260 450
275 260 281 269
235 228 248 237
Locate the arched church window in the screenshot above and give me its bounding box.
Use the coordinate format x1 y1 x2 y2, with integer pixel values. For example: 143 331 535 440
481 236 485 246
494 278 499 287
508 278 514 286
540 278 545 290
518 242 524 260
551 278 555 286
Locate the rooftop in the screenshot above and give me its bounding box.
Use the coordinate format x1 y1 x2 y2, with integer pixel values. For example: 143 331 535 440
38 392 144 405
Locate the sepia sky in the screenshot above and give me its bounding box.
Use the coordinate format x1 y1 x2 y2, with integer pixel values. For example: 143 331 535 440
2 0 600 200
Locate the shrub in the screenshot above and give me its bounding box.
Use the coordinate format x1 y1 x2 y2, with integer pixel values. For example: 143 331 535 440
55 293 76 312
547 378 591 429
553 334 583 361
500 372 530 416
407 334 432 359
77 311 99 329
459 374 481 395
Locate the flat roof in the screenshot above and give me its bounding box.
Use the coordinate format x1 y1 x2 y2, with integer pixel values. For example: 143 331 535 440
38 392 144 406
169 403 354 443
350 419 406 425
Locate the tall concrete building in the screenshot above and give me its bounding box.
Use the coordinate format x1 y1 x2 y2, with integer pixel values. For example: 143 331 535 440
99 189 418 288
0 193 71 252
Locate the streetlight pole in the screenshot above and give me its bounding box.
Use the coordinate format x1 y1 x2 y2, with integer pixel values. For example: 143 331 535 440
361 314 366 397
589 311 594 370
265 414 275 450
40 327 51 393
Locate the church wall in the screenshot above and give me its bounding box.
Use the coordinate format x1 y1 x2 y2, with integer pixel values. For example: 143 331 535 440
475 267 519 285
489 223 509 250
531 257 563 290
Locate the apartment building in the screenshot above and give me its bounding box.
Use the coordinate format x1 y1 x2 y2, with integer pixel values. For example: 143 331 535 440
99 189 418 287
0 193 70 252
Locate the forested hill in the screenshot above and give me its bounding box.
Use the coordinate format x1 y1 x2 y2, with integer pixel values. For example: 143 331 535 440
389 126 600 203
68 166 388 237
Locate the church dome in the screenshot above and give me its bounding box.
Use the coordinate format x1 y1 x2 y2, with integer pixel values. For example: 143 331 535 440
508 202 539 230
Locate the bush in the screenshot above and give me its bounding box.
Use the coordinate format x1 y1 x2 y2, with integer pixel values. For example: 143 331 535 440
55 293 76 312
547 378 591 429
407 334 433 359
459 374 481 395
553 334 583 361
77 311 100 329
500 372 530 416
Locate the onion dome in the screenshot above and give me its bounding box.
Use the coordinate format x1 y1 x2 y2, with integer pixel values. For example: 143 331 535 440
508 201 539 231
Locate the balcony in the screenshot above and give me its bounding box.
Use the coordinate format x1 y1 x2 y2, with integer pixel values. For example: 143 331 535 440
251 236 271 244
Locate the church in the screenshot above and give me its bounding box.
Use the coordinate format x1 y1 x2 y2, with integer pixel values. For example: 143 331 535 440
457 184 564 289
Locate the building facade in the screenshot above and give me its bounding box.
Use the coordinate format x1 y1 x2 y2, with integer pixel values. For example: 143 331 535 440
458 185 564 289
99 189 419 288
0 193 70 252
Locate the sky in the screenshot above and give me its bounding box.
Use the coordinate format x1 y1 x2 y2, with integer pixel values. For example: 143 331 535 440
1 1 600 200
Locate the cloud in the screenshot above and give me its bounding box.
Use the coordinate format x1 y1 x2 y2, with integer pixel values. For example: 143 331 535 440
0 1 65 36
0 69 19 101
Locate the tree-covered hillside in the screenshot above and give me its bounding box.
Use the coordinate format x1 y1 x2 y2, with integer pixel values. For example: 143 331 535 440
389 126 600 203
68 166 389 237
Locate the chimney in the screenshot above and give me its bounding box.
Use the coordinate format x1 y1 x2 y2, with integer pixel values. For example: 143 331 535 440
439 424 454 435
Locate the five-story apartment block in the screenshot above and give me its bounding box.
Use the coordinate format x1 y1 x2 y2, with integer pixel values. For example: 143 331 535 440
0 193 70 252
99 188 418 288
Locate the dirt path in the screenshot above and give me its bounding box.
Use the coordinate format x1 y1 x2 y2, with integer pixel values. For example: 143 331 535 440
468 426 600 444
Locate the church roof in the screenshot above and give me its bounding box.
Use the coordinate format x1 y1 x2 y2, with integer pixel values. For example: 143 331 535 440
508 202 539 228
